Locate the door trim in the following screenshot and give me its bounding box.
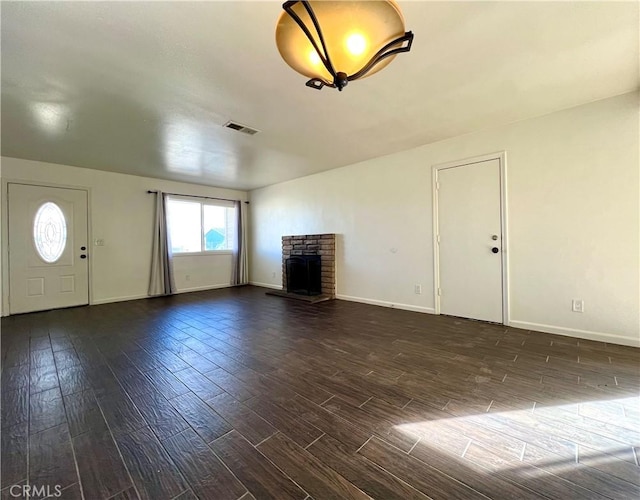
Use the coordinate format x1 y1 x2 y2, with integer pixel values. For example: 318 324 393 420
431 151 510 324
2 179 93 316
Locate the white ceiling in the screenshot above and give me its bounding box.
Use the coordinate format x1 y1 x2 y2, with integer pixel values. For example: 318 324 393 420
2 1 638 191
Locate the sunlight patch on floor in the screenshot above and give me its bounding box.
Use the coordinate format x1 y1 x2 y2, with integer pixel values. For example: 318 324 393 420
393 396 640 474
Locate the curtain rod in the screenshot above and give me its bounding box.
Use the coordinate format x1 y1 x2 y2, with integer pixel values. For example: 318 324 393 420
147 190 249 204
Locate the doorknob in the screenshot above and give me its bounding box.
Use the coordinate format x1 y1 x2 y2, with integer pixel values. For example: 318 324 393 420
80 255 87 259
491 247 499 254
80 246 86 251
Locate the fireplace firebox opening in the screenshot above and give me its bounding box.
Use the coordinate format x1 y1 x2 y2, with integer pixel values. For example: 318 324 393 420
286 255 321 296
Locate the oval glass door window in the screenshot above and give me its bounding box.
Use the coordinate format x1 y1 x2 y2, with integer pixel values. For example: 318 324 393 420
33 202 67 263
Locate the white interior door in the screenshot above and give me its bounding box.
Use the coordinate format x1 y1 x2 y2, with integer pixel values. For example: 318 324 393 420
8 183 89 314
436 159 503 323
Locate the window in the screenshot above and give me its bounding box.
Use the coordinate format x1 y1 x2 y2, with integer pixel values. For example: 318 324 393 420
167 197 236 254
33 202 67 263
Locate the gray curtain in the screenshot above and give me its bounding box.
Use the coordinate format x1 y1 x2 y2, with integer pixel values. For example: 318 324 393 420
148 191 177 295
231 200 249 285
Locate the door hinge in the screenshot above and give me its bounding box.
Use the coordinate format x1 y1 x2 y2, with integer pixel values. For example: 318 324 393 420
437 287 441 296
436 234 441 244
435 181 440 190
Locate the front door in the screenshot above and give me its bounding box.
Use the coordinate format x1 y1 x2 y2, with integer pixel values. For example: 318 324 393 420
436 158 503 323
8 183 89 314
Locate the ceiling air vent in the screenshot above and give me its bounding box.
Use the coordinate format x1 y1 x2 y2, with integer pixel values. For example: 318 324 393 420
223 121 259 136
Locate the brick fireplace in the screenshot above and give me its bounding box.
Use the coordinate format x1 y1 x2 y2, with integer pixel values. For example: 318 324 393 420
282 234 336 298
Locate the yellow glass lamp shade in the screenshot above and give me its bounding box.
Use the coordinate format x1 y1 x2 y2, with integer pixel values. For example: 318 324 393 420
276 1 413 91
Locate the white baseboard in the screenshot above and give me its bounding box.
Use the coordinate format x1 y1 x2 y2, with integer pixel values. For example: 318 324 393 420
336 294 436 314
91 284 234 305
174 283 231 294
250 281 283 290
91 293 149 305
508 320 640 348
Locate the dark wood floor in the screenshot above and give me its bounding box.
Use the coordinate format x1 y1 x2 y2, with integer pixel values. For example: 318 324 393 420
1 286 639 499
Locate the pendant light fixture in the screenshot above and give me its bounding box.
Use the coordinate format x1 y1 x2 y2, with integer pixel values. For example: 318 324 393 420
275 0 414 91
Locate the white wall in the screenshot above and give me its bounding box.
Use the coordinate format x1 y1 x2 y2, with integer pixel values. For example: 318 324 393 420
1 158 247 314
250 92 640 347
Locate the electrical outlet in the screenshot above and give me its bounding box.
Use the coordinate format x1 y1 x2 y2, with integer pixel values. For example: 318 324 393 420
572 299 584 313
94 239 105 246
414 284 422 294
185 275 190 282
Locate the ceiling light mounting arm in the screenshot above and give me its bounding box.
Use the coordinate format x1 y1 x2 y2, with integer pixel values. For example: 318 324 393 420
348 31 413 82
299 1 338 76
283 1 338 87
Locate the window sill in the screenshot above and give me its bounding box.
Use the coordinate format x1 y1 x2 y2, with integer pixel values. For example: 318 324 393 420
172 251 234 257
